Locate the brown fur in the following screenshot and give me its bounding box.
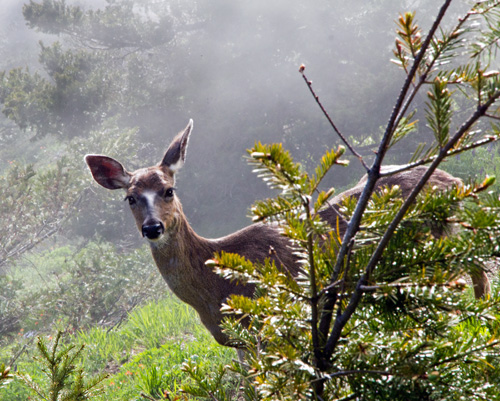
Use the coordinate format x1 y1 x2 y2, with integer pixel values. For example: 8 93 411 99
149 219 296 345
321 165 490 298
85 121 297 345
320 165 462 227
85 122 489 347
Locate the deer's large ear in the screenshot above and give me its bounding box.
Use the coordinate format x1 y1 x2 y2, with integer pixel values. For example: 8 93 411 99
84 155 131 190
160 119 193 173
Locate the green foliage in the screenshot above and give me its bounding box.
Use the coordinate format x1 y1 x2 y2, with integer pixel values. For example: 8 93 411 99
0 273 24 337
1 294 237 400
26 241 163 333
249 142 346 223
184 3 500 400
0 157 82 270
19 331 108 401
0 0 177 142
426 77 452 147
0 67 53 133
0 241 166 351
23 0 173 50
124 297 202 350
23 0 84 35
182 361 241 401
0 42 113 139
0 363 14 390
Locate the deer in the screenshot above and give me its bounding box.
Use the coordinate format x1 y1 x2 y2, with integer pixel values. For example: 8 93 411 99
84 120 299 346
85 120 490 347
320 165 491 298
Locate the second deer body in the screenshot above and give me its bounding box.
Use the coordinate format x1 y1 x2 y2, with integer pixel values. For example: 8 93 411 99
85 120 490 346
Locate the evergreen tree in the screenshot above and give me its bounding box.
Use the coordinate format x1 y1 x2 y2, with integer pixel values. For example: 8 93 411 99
185 2 500 399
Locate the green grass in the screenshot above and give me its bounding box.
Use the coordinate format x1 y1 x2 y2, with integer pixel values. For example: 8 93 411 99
0 293 237 401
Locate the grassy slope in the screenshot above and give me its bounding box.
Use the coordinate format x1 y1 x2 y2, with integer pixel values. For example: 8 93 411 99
0 294 237 400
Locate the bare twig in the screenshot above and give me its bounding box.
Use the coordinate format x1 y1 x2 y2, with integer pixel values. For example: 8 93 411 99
325 88 500 358
318 279 342 297
312 369 393 382
379 135 500 177
305 197 322 365
323 0 456 359
485 113 500 121
299 66 369 171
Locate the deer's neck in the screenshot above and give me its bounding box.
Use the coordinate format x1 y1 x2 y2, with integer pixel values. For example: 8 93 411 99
150 215 210 274
148 214 227 306
148 214 248 345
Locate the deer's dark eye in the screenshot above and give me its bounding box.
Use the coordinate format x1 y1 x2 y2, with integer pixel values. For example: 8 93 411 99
125 195 136 205
164 188 175 198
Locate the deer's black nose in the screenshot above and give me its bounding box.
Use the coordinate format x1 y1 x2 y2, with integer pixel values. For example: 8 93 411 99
142 222 165 240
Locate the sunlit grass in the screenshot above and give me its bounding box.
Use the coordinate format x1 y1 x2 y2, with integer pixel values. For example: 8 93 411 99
0 293 237 401
122 293 207 349
72 294 237 400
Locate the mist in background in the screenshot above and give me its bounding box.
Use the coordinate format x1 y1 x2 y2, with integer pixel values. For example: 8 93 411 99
0 0 471 239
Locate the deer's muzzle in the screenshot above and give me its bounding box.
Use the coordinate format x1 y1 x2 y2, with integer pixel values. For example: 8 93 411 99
142 221 165 240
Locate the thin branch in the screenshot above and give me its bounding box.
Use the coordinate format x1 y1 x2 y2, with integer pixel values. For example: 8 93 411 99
0 225 59 270
21 256 49 285
325 88 500 358
318 279 342 297
435 339 500 367
299 67 369 171
305 197 322 365
9 342 31 367
379 135 500 177
359 280 466 292
331 0 454 284
312 369 393 382
485 113 500 121
268 245 297 280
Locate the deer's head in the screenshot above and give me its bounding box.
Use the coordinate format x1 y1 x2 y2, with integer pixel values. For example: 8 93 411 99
84 120 193 244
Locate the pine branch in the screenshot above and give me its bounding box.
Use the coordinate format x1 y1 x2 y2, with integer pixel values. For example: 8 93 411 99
321 0 500 360
330 0 454 286
325 88 500 359
486 113 500 121
389 3 477 157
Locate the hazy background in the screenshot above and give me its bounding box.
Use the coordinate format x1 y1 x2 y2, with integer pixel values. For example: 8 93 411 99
0 0 472 240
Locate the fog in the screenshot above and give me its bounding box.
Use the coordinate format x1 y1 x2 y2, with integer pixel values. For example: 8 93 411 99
0 0 474 239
